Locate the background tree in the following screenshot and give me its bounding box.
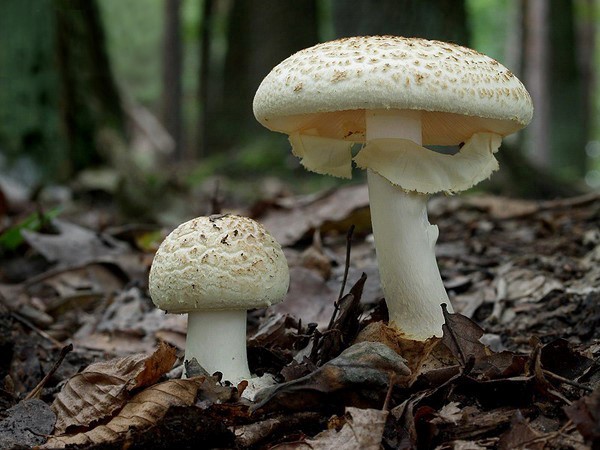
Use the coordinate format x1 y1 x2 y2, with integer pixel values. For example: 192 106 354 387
0 0 125 182
0 0 596 197
205 0 320 152
500 0 590 197
332 0 470 45
161 0 183 160
54 0 125 175
0 0 62 180
548 0 588 178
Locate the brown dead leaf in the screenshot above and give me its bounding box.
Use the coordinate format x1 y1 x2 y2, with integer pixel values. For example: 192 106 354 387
466 195 538 220
249 313 298 349
314 273 366 365
22 219 130 269
252 341 410 414
258 184 370 246
441 304 488 367
497 411 543 450
234 412 323 448
51 342 177 434
355 321 447 383
564 386 600 448
276 407 388 450
430 402 462 425
44 378 202 448
271 267 337 329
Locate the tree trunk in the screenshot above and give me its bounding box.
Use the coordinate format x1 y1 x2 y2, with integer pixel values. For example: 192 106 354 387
578 0 596 161
548 0 587 177
161 0 183 161
0 0 63 180
332 0 470 46
523 0 550 170
196 0 215 158
54 0 125 176
209 0 319 151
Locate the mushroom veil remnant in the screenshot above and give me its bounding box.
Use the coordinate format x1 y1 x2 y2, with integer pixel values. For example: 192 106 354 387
253 36 533 341
149 215 289 382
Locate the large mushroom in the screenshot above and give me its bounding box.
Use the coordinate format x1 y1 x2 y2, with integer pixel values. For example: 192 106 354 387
253 36 533 341
149 214 289 382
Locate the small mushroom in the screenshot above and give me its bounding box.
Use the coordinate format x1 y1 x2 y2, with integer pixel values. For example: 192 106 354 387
149 215 290 384
253 36 533 340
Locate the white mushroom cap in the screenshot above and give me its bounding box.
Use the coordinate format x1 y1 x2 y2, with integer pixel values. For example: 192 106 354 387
149 215 289 313
254 35 533 146
253 36 533 194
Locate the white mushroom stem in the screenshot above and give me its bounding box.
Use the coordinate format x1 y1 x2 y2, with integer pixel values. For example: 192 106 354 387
184 310 251 382
366 109 453 340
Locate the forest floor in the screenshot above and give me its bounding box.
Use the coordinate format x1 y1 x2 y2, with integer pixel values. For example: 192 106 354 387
0 180 599 449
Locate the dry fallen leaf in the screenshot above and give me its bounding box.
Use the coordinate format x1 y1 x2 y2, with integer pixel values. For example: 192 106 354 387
276 407 388 450
271 266 336 329
564 386 600 448
51 342 177 434
354 320 447 383
430 402 463 425
258 184 371 246
22 219 130 269
44 378 202 448
253 341 410 413
497 411 544 450
441 304 488 367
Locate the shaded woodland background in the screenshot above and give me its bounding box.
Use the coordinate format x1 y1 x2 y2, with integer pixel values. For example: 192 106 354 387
0 0 599 220
1 3 600 448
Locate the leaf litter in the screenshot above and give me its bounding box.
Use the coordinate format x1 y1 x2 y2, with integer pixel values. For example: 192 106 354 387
0 182 599 449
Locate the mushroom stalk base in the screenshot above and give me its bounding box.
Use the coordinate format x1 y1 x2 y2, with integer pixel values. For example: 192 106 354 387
184 310 251 382
365 109 452 340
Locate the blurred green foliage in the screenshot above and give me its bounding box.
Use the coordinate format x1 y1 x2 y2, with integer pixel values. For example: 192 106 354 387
99 0 164 107
0 0 64 180
0 207 61 252
466 0 513 63
1 0 598 193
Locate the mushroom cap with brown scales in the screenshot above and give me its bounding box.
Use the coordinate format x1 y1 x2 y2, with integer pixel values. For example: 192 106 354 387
254 35 533 146
149 215 289 314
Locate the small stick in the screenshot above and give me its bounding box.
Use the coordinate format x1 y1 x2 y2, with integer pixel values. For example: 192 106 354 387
382 372 396 411
327 225 355 330
337 224 355 302
517 420 577 448
25 343 73 400
11 312 63 348
542 369 594 393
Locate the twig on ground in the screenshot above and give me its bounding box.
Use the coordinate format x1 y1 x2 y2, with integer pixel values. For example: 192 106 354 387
25 343 73 400
327 224 355 331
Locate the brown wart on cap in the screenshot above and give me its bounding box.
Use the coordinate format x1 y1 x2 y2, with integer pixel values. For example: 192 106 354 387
149 215 289 383
253 36 532 340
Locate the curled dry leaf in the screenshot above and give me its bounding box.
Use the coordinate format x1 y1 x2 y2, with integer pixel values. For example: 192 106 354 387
307 272 366 367
44 378 202 448
354 320 446 384
51 342 177 434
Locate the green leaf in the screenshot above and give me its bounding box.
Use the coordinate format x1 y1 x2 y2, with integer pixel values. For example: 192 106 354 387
0 207 62 252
